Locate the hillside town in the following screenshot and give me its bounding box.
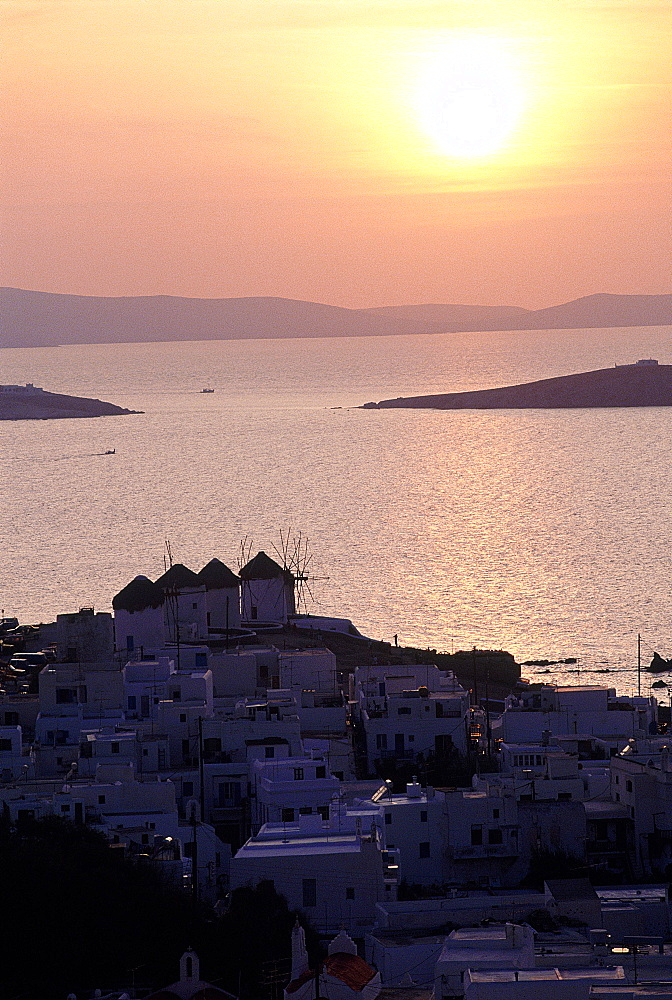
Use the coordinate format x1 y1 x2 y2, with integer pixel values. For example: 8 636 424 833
2 551 672 998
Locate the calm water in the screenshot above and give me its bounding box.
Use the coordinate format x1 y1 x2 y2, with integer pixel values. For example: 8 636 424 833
1 324 671 693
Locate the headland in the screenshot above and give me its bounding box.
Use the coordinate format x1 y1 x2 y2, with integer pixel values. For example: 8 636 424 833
0 382 141 420
363 361 672 410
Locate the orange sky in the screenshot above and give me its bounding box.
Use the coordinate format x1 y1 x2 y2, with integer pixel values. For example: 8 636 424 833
2 0 670 308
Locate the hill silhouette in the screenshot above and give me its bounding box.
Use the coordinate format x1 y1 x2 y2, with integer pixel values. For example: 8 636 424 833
364 363 672 410
1 287 670 348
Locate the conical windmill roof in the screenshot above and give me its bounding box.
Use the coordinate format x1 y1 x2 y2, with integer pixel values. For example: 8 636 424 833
155 563 203 590
112 575 165 613
239 550 294 581
197 558 240 590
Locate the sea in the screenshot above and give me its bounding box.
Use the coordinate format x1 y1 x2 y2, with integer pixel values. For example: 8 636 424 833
1 323 671 695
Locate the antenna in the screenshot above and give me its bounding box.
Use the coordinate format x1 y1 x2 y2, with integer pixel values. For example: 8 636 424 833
164 539 181 670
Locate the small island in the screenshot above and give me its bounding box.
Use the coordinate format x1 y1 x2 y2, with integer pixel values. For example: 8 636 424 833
0 383 141 420
363 360 672 410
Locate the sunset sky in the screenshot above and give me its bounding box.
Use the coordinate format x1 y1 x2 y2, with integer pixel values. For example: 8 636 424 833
2 0 670 308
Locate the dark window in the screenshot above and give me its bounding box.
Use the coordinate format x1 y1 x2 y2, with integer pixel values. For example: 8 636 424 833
98 795 106 805
626 780 633 792
195 652 207 668
397 707 411 715
420 810 427 822
4 712 19 725
61 804 70 812
203 737 222 753
111 742 120 754
558 792 572 800
56 688 77 704
251 606 258 620
302 878 317 908
293 768 304 780
299 807 312 815
488 828 503 844
0 739 11 752
419 841 430 858
316 766 326 779
192 603 197 610
127 696 136 710
376 734 387 750
282 808 295 822
346 887 355 900
471 825 483 845
172 690 181 701
317 806 329 820
264 746 275 758
183 781 194 796
180 713 187 723
385 812 392 825
493 808 500 819
126 635 134 652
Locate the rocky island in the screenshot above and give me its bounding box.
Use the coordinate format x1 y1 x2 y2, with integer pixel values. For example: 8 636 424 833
0 383 141 420
363 360 672 410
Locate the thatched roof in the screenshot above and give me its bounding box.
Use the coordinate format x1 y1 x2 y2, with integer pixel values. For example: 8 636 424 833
155 563 203 590
197 558 240 590
239 550 293 581
112 575 165 613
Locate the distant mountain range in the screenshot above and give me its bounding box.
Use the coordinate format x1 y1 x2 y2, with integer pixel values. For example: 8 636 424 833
1 288 670 348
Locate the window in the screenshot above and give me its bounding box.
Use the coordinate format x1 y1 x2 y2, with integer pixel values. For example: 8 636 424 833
264 746 275 759
615 775 619 784
0 739 11 752
376 734 388 750
56 688 77 704
180 713 187 723
420 810 428 822
293 768 304 781
4 712 19 725
626 780 633 792
203 737 222 753
98 795 106 805
385 813 392 825
299 807 312 815
195 652 207 668
282 808 295 823
111 742 120 754
251 606 258 620
558 792 572 801
127 696 136 710
192 603 198 610
141 834 149 845
317 806 329 820
346 887 355 900
172 690 181 701
61 804 70 812
397 707 411 715
419 842 430 858
471 825 483 846
316 766 326 779
493 808 500 819
183 781 194 796
302 879 317 908
488 828 503 844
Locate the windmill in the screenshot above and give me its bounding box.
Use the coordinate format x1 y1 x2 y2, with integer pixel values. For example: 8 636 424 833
272 528 329 614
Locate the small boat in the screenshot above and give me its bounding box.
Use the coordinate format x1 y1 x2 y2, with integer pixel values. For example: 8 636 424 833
201 388 215 394
104 449 115 455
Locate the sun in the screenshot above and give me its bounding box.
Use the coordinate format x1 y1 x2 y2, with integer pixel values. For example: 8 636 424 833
413 37 525 159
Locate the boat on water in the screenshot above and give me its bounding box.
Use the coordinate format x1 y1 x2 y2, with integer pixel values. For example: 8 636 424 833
201 388 215 394
104 449 115 455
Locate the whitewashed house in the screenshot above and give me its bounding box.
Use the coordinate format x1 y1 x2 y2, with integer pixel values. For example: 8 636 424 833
251 751 340 829
610 738 672 876
0 725 32 783
495 685 657 751
230 807 391 934
353 664 471 772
